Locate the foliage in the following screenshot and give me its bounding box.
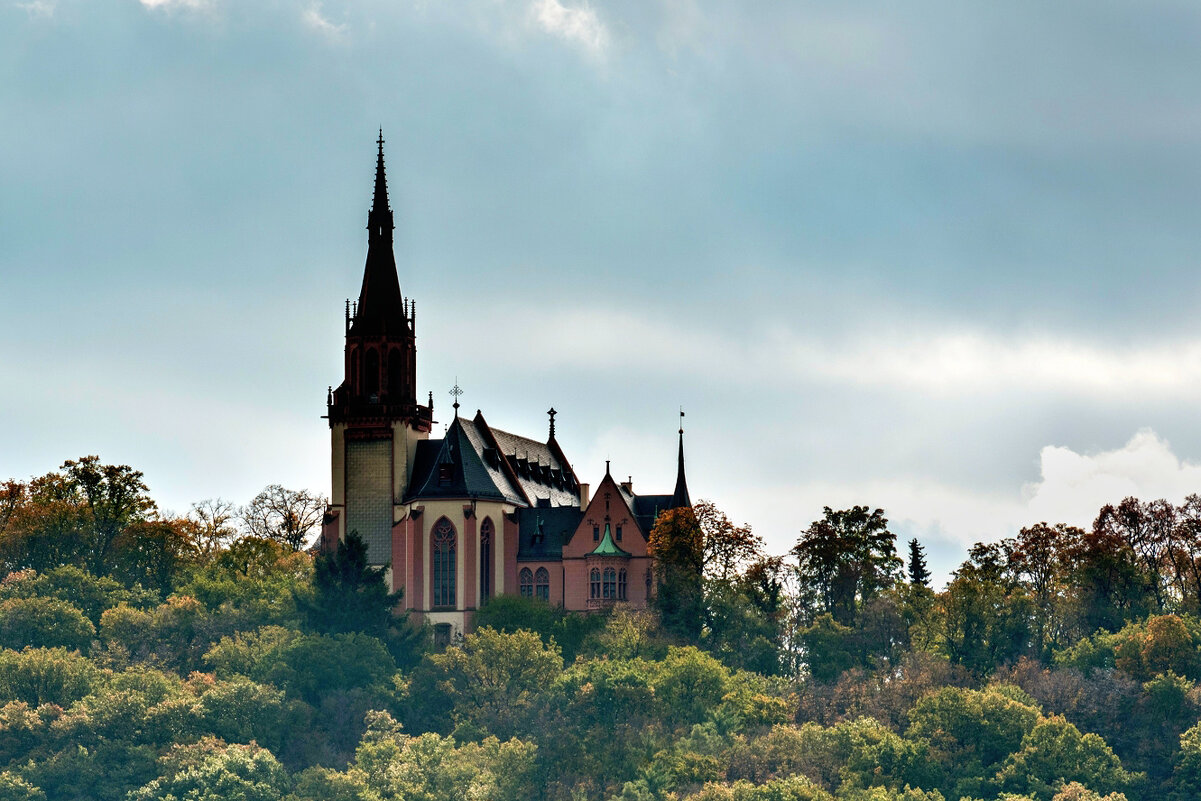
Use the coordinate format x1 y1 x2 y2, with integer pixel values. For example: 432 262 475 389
0 598 94 654
649 507 706 641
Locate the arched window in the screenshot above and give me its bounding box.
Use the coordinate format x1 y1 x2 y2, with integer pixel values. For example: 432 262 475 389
387 347 405 398
618 569 628 600
480 518 494 603
432 518 456 608
351 350 360 393
603 567 617 600
520 567 534 598
534 567 550 601
590 568 601 599
365 349 380 396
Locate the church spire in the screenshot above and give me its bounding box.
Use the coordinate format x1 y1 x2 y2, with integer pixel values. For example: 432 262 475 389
351 131 408 338
368 129 392 243
670 410 691 509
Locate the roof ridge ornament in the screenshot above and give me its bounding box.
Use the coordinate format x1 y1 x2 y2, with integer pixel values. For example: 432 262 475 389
450 378 463 418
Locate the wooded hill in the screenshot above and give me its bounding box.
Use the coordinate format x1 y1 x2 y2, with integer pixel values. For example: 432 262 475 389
2 457 1201 800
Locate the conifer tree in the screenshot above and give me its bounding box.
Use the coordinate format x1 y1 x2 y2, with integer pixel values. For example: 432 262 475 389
907 537 931 589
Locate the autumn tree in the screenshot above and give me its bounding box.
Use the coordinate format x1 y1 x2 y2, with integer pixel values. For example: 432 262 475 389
792 506 902 627
241 485 327 552
185 499 239 557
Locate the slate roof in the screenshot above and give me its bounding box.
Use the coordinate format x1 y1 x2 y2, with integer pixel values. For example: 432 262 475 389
405 417 526 504
350 137 410 339
631 494 674 538
516 506 583 561
488 424 580 508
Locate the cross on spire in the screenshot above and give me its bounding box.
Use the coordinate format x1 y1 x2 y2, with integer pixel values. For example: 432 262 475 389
547 407 557 439
450 379 463 417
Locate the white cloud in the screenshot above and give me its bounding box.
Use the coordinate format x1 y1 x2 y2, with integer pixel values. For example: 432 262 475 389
442 303 1201 402
15 0 54 17
1023 429 1201 526
529 0 608 57
302 3 346 40
139 0 208 8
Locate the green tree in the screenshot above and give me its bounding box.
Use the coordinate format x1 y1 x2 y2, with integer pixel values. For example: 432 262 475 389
348 710 537 801
649 507 705 641
128 739 291 801
996 716 1139 801
0 597 94 653
410 627 562 741
906 539 930 589
0 771 46 801
0 646 103 706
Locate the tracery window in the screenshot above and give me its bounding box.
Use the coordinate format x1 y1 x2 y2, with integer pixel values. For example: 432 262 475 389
603 567 617 600
480 518 494 603
590 568 601 599
534 567 550 601
618 568 628 600
520 567 534 598
387 347 404 398
432 518 456 608
365 348 380 396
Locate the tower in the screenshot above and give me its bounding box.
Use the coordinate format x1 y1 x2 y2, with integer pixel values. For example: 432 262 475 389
324 133 433 567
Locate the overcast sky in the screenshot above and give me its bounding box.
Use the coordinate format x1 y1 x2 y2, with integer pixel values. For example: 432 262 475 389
5 0 1201 586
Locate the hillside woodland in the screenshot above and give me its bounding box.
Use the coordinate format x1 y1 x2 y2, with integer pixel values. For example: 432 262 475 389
2 457 1201 800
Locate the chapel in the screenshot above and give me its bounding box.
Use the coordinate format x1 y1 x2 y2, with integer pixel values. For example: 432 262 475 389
320 135 692 637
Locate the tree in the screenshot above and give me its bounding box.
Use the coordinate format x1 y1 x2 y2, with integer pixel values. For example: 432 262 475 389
241 485 327 552
61 456 157 575
186 499 239 557
792 506 902 627
302 531 400 636
0 597 95 653
127 739 291 801
696 501 762 584
649 508 705 641
906 539 930 589
410 627 563 741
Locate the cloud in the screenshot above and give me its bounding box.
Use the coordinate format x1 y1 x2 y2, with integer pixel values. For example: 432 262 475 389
1024 429 1201 526
529 0 607 56
15 0 54 17
439 303 1201 401
302 2 346 40
139 0 208 8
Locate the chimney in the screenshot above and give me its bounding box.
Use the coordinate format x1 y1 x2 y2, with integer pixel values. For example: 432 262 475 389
579 482 590 509
620 476 633 494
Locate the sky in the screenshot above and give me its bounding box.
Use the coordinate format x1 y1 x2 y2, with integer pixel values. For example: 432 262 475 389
5 0 1201 587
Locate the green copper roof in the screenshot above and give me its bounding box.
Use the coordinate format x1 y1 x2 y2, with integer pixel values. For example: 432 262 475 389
591 523 630 557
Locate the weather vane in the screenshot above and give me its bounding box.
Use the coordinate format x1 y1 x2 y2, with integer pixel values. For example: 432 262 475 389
450 378 463 417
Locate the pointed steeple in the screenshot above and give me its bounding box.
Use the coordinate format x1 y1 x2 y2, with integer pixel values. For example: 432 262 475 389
351 131 408 338
670 411 691 509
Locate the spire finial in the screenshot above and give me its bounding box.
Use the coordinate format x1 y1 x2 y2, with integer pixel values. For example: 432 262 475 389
450 378 463 418
548 407 557 439
605 459 610 476
671 409 691 509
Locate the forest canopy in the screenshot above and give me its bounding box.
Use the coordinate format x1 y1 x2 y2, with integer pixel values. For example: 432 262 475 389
1 457 1200 800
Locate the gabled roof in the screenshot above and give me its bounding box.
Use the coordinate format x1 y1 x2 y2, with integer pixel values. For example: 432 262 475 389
405 416 526 504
